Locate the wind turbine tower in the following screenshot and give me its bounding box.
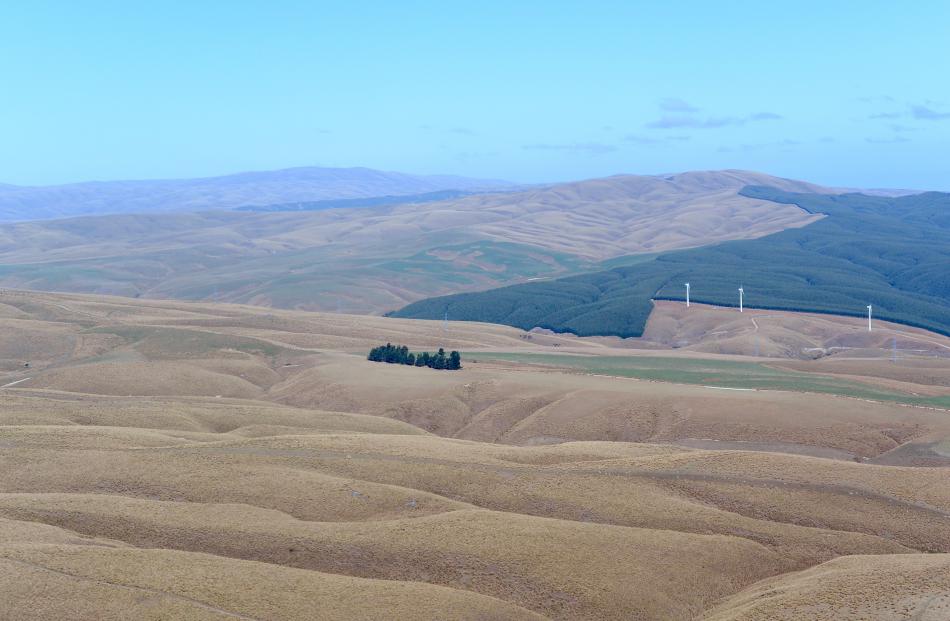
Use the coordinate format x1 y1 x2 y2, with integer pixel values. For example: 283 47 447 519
738 287 744 313
685 282 690 307
867 305 872 332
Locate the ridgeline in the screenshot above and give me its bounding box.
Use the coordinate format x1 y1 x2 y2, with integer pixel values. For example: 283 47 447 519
391 187 950 337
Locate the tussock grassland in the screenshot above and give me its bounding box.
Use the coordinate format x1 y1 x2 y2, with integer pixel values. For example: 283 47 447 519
1 540 547 620
1 291 949 618
704 554 950 621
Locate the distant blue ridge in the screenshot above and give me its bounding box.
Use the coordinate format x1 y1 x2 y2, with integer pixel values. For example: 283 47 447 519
235 189 475 213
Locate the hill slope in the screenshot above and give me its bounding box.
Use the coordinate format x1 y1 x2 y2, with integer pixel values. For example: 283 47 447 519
367 169 828 260
0 166 514 221
1 292 949 618
704 554 950 620
393 188 950 337
0 170 825 312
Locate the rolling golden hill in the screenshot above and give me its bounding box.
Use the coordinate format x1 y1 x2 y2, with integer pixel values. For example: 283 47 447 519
1 291 949 619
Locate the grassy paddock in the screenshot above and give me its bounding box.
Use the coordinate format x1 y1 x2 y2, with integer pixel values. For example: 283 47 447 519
474 351 950 409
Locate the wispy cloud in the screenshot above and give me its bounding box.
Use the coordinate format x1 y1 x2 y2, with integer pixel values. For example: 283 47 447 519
748 112 783 121
522 142 618 154
452 149 498 162
646 109 781 130
868 102 950 121
753 139 799 150
888 123 916 133
911 104 950 120
418 124 479 135
857 95 896 103
623 135 662 145
866 136 911 143
659 98 699 113
718 139 800 153
623 134 691 146
647 116 741 129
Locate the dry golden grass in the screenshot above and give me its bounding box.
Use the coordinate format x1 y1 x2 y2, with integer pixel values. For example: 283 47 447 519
0 495 785 620
370 170 825 260
0 541 547 620
704 553 950 620
643 300 950 361
1 291 949 619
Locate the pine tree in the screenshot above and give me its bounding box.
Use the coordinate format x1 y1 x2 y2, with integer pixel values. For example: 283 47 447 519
367 343 460 371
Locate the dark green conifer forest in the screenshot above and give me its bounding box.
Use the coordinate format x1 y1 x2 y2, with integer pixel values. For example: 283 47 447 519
368 343 462 370
392 188 950 338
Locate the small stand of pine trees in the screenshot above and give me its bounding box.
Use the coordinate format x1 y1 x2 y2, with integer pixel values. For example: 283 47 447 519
367 343 461 370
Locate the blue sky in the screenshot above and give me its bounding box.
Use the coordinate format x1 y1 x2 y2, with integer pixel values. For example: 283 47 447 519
2 1 949 189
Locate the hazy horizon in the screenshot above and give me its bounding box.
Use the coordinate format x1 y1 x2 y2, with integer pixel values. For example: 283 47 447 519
0 163 938 194
3 2 949 190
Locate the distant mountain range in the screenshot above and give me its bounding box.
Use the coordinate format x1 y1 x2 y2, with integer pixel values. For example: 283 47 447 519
0 166 516 222
235 189 479 213
0 170 827 309
0 168 940 328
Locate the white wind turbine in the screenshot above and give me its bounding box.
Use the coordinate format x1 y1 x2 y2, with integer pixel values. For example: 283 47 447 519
738 286 744 313
867 304 872 332
684 282 690 307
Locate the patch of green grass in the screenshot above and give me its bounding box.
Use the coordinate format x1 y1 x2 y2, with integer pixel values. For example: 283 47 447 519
474 352 950 409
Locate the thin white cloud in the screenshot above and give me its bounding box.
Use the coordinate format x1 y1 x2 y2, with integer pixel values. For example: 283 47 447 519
624 134 691 146
911 105 950 120
866 136 911 143
659 98 699 113
647 116 741 129
522 142 618 154
646 111 781 130
857 95 896 103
